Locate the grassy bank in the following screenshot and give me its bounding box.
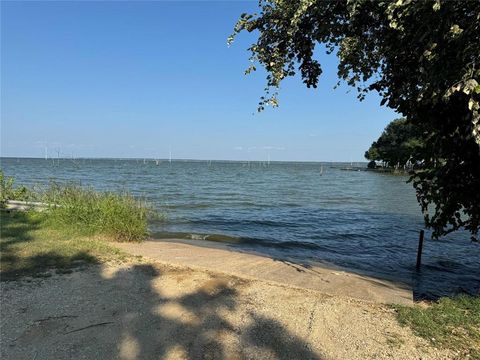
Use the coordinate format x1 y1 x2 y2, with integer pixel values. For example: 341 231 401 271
1 171 156 242
0 211 133 280
394 296 480 358
1 171 157 279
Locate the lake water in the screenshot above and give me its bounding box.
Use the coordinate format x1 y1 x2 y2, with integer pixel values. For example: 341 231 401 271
2 157 479 299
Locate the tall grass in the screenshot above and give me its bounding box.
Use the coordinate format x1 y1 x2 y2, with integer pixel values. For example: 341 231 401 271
42 183 155 242
1 170 157 242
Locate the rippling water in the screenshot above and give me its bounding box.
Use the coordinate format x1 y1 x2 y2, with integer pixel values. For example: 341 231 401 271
2 157 479 299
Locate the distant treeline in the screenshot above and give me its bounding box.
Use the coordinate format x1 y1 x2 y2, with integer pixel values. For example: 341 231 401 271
364 118 423 171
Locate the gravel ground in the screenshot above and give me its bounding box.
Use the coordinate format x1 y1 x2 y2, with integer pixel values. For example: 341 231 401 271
1 262 453 360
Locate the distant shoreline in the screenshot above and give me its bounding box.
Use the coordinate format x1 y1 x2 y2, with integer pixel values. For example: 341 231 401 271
0 156 368 164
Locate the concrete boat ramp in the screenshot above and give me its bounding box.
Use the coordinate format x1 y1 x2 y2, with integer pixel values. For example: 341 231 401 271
115 239 412 305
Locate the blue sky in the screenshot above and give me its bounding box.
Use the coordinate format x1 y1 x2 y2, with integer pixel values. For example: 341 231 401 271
1 1 396 162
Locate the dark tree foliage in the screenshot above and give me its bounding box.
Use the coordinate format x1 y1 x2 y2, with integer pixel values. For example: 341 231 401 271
365 118 423 167
230 0 480 240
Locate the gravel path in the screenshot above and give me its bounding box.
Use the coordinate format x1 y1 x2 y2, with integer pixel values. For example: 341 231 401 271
1 262 452 359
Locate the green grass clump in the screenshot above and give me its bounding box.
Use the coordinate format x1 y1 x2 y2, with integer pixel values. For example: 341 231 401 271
393 295 480 358
43 183 155 242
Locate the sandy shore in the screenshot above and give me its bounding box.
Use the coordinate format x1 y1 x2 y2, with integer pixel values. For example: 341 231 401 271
1 260 453 360
115 239 412 305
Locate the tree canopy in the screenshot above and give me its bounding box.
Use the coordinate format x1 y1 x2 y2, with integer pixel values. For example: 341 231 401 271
364 118 423 167
230 0 480 240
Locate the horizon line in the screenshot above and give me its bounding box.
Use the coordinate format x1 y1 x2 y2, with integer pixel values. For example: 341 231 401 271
0 156 367 164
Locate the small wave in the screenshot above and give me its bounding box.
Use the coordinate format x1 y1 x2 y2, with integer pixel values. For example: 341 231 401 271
422 260 466 273
174 217 305 229
151 231 332 251
151 231 242 243
163 203 212 210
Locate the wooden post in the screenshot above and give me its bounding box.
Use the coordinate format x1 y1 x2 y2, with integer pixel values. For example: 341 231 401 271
416 230 424 270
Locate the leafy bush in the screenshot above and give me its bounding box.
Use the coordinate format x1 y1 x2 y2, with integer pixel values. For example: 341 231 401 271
0 170 32 206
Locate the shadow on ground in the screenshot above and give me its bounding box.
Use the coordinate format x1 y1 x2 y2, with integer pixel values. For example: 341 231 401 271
1 263 324 359
0 211 97 280
0 212 324 359
257 250 479 301
164 235 479 302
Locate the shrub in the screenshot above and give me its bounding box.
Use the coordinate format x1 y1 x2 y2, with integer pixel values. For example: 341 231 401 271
0 170 33 206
